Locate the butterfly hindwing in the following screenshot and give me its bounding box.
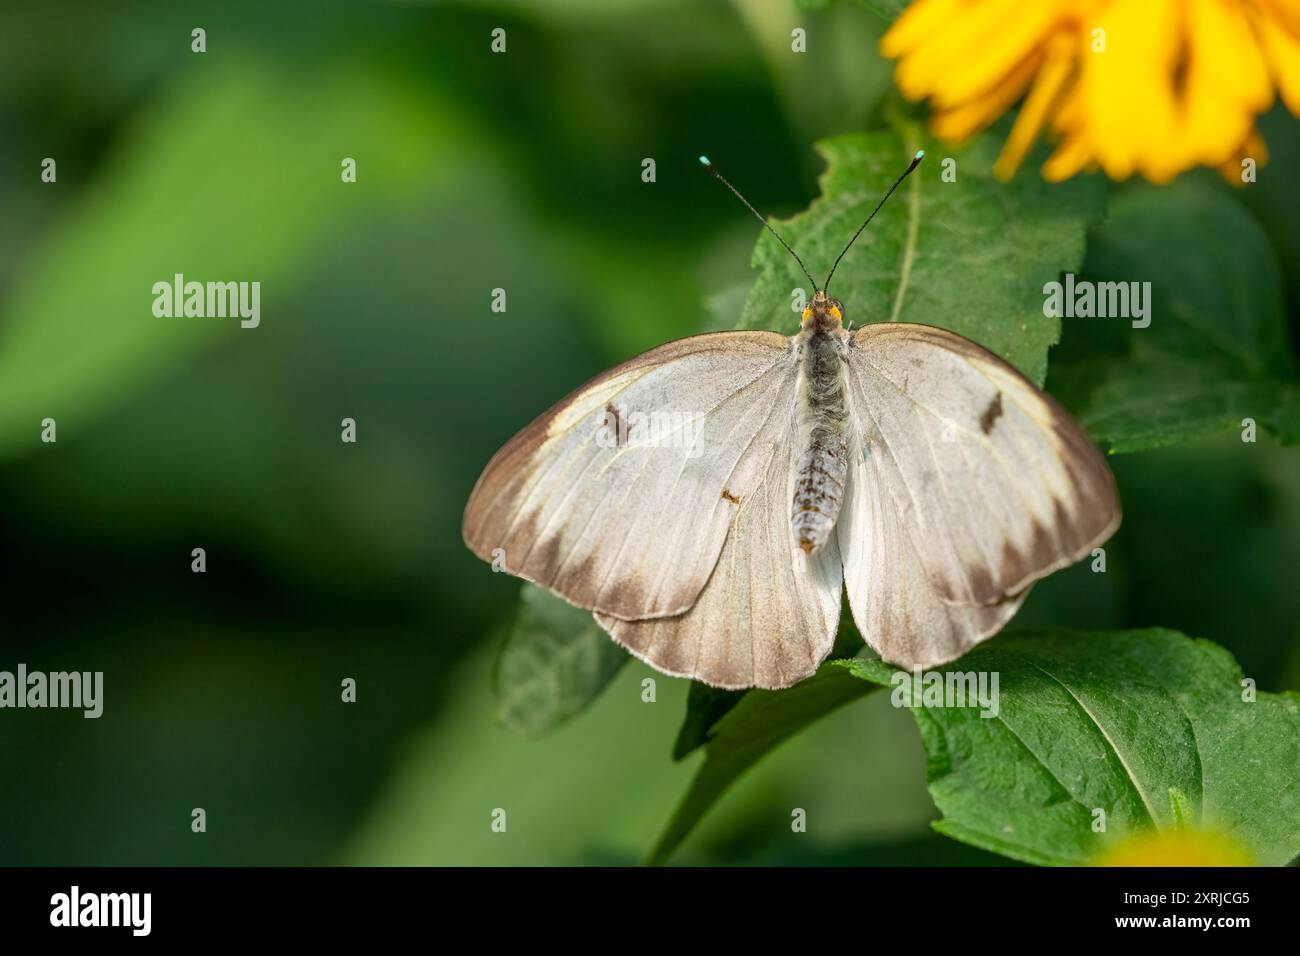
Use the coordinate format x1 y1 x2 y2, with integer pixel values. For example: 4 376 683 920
596 415 843 689
838 418 1029 669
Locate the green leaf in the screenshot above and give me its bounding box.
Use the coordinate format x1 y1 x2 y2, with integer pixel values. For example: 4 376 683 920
1049 179 1300 452
858 0 910 22
647 661 878 864
672 682 746 760
1168 787 1194 830
670 604 865 760
736 128 1105 384
493 584 628 738
700 280 752 333
840 629 1300 866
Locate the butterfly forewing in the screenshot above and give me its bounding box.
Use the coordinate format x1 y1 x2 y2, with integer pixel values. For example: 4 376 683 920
838 322 1120 668
462 330 798 620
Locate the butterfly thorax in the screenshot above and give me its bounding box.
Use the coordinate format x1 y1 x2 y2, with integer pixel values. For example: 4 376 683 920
791 310 850 555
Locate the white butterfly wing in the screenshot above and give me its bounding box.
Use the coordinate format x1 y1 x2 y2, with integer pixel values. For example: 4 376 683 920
596 421 843 690
839 323 1120 668
463 331 798 620
838 422 1029 669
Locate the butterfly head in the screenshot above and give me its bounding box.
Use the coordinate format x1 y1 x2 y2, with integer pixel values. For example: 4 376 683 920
801 289 845 332
701 150 924 334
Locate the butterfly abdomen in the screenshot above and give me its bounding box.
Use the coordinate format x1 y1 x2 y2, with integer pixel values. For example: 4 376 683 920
791 332 848 554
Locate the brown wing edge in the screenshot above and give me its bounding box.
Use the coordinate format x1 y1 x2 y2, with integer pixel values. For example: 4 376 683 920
875 589 1032 673
596 612 834 691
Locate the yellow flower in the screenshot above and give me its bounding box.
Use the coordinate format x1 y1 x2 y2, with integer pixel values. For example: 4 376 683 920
1096 829 1254 866
881 0 1300 182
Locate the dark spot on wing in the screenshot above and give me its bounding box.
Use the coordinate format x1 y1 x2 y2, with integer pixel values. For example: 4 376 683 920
979 392 1004 434
721 489 741 504
604 403 627 447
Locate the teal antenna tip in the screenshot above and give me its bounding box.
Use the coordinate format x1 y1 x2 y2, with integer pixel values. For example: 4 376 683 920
698 155 711 166
915 149 925 159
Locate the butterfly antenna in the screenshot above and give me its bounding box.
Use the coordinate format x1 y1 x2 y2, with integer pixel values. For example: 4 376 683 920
699 155 818 293
823 150 925 294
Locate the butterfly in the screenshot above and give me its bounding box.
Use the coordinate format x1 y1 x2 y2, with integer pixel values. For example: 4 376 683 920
463 151 1120 690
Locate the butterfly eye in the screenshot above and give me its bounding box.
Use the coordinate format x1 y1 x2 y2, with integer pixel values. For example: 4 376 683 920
829 306 842 321
801 307 813 321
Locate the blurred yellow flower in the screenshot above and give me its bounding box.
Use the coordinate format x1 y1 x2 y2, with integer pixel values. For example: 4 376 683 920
1096 829 1254 866
881 0 1300 182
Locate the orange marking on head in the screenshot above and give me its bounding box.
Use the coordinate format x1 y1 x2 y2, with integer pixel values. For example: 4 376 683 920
801 307 813 321
829 306 842 321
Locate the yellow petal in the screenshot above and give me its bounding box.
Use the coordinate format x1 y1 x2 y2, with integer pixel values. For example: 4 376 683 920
1260 0 1300 40
1191 0 1271 110
930 1 1064 108
894 0 1028 100
1048 79 1085 132
930 49 1045 141
881 0 963 59
1042 131 1095 181
1096 829 1254 867
1078 0 1182 181
1257 5 1300 115
1165 0 1272 169
1216 127 1269 183
1247 126 1270 164
1175 86 1256 167
994 37 1076 179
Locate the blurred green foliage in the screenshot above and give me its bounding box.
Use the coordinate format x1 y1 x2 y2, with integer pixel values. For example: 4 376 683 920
1 0 1297 866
